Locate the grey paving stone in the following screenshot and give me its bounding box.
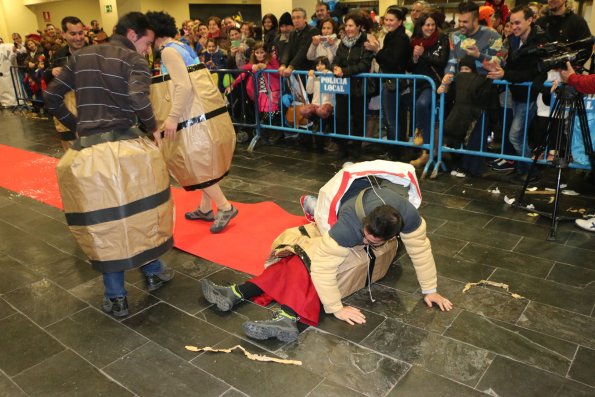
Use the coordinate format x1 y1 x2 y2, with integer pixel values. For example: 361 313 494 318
0 298 15 320
307 379 365 397
568 346 595 387
46 307 148 368
0 314 64 376
361 318 494 386
193 335 323 397
104 342 229 397
279 329 410 397
346 284 460 334
0 372 27 397
456 243 554 278
14 349 132 397
517 302 595 350
3 278 87 327
489 268 595 315
514 237 595 270
0 256 42 294
546 263 595 288
123 302 229 360
477 355 594 397
445 310 575 375
387 366 487 396
434 221 521 250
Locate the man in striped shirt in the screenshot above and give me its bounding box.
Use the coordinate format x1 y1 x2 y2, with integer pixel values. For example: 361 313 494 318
44 12 174 317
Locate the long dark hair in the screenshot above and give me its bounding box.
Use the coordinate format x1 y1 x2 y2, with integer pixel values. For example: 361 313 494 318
412 13 438 39
261 13 278 34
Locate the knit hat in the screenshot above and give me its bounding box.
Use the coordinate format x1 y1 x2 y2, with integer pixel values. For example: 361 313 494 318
279 12 293 27
459 55 477 72
479 5 494 28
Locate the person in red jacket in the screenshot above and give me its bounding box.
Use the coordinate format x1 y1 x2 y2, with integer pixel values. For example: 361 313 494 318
560 61 595 232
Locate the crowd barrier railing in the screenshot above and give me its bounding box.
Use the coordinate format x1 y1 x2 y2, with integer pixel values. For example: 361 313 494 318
252 69 441 177
432 80 592 178
10 66 45 111
212 68 261 146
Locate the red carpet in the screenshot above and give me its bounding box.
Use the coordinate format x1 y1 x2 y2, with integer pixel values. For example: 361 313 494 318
0 144 307 275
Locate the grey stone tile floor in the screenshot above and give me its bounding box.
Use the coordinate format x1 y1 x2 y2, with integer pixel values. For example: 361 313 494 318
0 109 594 396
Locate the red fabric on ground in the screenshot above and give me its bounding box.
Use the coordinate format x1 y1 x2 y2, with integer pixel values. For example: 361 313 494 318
0 144 308 276
249 255 321 326
0 145 63 209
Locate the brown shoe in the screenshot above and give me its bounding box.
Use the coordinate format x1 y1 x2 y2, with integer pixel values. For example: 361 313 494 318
410 151 429 168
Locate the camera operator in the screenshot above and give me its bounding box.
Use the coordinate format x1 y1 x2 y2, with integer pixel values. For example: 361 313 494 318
536 0 591 44
559 62 595 232
487 6 548 181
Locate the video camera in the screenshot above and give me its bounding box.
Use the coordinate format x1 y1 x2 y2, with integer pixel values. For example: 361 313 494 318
530 36 595 72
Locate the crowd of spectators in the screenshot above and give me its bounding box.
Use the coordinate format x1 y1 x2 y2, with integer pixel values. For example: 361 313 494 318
0 0 593 179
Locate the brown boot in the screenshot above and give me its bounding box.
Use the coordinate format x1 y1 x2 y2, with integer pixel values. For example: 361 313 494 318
413 128 424 146
410 151 429 168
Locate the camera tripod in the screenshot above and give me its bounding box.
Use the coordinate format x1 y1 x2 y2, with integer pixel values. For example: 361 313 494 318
514 84 594 240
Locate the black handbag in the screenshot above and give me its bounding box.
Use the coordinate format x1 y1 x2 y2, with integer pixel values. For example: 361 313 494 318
383 78 397 92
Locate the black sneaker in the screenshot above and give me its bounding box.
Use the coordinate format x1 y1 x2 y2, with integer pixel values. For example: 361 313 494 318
201 279 243 311
492 159 515 172
242 310 299 343
102 296 129 317
145 264 175 292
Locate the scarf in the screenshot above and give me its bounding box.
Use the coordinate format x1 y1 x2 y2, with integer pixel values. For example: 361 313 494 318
341 32 362 48
411 30 439 49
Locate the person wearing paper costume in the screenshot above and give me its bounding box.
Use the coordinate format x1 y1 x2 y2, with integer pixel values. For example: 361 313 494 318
147 11 237 234
201 160 452 342
43 12 175 318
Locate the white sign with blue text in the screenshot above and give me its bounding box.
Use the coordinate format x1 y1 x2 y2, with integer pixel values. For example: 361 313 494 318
320 76 349 94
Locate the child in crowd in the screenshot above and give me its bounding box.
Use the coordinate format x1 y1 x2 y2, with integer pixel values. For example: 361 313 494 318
301 56 334 121
440 55 496 176
202 38 227 70
229 42 281 143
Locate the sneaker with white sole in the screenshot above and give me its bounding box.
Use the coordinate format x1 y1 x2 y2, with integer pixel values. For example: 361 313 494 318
242 309 299 343
575 217 595 233
450 168 466 178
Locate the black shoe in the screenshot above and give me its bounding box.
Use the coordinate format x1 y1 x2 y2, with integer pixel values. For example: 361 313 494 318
145 264 175 292
102 296 129 317
242 310 299 343
201 279 243 311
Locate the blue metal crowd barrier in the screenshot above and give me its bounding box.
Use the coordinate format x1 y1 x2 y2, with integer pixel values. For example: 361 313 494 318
10 66 44 111
431 80 592 178
213 68 260 145
252 70 441 177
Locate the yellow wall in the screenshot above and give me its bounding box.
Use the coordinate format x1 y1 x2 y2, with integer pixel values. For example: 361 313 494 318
0 0 39 40
28 0 101 30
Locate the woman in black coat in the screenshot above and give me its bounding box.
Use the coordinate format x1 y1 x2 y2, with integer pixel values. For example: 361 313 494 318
407 13 449 167
332 11 374 157
369 7 412 145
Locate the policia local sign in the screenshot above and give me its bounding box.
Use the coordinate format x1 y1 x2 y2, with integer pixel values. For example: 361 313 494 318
320 76 350 94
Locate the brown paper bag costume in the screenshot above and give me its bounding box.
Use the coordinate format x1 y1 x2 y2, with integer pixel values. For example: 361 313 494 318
52 91 77 151
56 130 174 273
150 63 235 190
267 223 397 300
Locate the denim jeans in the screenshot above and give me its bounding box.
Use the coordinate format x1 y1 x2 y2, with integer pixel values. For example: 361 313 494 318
103 259 163 299
510 100 536 174
412 88 434 142
382 89 407 142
